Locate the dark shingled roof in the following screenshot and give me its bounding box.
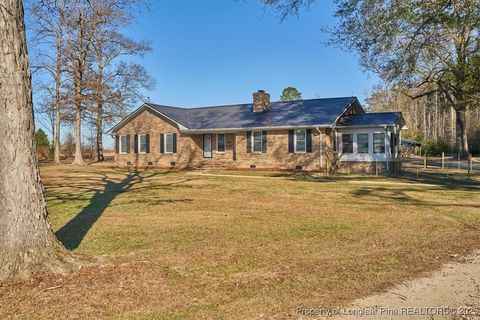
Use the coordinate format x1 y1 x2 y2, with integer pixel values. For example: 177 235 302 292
336 112 403 127
146 97 359 130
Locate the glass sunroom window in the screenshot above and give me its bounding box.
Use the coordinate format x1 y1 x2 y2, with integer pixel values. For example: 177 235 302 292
373 133 385 154
342 134 353 154
357 134 369 153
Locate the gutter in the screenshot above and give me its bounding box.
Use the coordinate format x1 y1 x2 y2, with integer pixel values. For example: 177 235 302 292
180 124 331 134
316 127 323 169
334 124 397 129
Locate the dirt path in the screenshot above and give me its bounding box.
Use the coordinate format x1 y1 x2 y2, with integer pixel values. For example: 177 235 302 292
297 251 480 320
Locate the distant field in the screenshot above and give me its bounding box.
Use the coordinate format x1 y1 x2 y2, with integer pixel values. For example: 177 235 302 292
1 164 479 319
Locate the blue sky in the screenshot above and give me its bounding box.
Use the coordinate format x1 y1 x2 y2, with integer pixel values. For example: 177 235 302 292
30 0 380 144
129 0 379 106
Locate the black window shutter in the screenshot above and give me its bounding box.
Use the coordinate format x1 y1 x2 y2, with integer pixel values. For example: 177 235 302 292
288 130 294 153
160 133 164 153
173 133 177 153
115 135 119 153
306 129 312 153
146 134 150 153
126 135 130 153
134 134 138 153
246 131 252 153
262 131 267 153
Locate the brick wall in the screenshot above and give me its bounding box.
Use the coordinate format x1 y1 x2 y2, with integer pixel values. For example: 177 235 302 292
113 108 331 171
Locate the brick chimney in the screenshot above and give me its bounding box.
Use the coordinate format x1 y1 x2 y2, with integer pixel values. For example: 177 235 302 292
253 90 270 113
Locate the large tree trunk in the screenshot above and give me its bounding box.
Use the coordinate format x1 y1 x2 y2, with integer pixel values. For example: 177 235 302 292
0 0 77 280
71 13 86 166
455 107 470 160
96 105 104 162
72 106 85 165
53 29 63 165
54 101 61 164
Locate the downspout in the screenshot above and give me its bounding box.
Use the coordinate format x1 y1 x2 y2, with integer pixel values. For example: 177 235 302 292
316 127 323 170
384 125 389 173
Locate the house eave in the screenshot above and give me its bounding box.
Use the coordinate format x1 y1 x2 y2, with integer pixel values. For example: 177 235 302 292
335 123 408 130
335 124 397 129
179 124 331 134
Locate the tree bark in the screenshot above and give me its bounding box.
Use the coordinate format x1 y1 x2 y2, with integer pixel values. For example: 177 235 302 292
72 106 85 165
53 33 62 165
71 13 86 166
53 23 63 164
96 105 104 162
455 107 470 160
0 0 77 280
54 100 61 164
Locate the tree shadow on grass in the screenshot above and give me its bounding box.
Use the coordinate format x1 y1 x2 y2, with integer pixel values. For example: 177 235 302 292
55 170 188 250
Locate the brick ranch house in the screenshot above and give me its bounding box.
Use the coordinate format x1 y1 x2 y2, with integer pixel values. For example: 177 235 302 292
107 90 406 173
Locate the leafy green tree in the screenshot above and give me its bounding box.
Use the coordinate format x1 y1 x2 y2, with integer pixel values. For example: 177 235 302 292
35 128 51 159
35 128 50 149
280 87 302 101
267 0 480 159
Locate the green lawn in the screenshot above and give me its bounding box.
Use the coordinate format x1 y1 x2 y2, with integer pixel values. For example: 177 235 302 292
0 164 479 319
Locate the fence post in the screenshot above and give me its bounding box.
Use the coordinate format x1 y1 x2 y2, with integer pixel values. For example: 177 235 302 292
441 152 444 170
424 154 427 169
458 153 461 170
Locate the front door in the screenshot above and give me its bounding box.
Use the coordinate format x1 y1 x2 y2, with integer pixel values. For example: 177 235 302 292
203 134 212 158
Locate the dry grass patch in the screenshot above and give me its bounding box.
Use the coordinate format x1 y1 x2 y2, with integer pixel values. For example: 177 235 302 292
0 163 479 319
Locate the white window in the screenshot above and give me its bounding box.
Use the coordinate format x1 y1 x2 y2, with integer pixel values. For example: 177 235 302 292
373 133 385 154
119 135 128 154
216 134 225 153
357 133 369 154
252 131 263 153
138 134 147 153
294 130 306 153
342 134 353 154
164 133 174 153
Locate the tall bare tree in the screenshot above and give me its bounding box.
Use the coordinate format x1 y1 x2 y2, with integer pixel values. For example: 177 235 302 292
266 0 480 159
65 2 96 165
0 0 77 280
29 0 70 164
86 0 154 161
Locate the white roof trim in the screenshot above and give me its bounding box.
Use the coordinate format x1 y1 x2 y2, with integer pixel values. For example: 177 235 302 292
180 125 331 134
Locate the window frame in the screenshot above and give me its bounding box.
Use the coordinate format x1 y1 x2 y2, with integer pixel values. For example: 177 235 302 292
357 133 369 154
373 132 386 154
119 135 128 154
252 131 263 153
138 134 147 154
216 133 226 153
164 132 174 154
342 133 354 154
294 129 307 153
